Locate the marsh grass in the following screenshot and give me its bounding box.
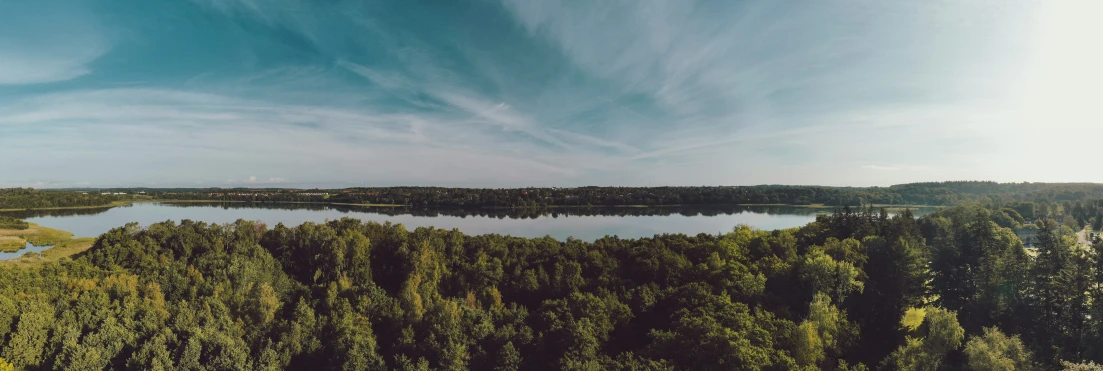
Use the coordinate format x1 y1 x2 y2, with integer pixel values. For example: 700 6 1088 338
0 236 23 252
0 223 83 259
1 237 96 268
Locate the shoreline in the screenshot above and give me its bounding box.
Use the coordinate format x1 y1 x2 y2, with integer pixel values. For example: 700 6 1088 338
0 223 94 266
0 199 944 213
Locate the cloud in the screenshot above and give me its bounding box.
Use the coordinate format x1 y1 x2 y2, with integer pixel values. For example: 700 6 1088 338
492 0 1040 171
339 60 640 156
0 88 613 186
0 51 107 85
4 0 1091 187
0 2 110 85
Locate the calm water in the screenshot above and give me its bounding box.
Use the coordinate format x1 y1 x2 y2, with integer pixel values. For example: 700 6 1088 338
5 202 934 243
0 242 53 260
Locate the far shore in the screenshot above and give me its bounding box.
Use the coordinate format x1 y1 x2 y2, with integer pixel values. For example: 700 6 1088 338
0 199 408 212
0 199 943 213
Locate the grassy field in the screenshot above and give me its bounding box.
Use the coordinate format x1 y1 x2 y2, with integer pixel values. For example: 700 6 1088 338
0 223 96 267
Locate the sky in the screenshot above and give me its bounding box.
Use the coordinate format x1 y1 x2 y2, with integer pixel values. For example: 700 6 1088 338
1 0 1101 188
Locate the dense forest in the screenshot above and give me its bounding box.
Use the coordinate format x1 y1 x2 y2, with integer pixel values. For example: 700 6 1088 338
1 205 1103 370
148 182 1103 207
9 181 1103 210
0 189 126 210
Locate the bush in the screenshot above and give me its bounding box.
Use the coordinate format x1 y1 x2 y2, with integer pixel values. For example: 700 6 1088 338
0 216 28 230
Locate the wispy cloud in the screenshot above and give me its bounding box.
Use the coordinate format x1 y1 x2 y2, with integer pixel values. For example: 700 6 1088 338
3 0 1094 187
0 2 110 85
0 50 108 85
0 87 609 186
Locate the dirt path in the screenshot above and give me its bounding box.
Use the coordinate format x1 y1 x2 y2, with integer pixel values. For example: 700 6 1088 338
1078 229 1093 246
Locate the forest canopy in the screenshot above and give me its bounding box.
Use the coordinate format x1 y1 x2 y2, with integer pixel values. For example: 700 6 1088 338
8 181 1103 209
0 189 125 210
147 181 1103 207
0 203 1101 370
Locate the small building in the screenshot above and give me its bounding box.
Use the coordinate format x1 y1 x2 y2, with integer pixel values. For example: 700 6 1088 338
1014 228 1040 248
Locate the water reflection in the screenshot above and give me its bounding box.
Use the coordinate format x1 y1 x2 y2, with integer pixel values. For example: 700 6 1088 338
2 202 935 241
157 202 856 218
0 242 53 260
3 206 117 219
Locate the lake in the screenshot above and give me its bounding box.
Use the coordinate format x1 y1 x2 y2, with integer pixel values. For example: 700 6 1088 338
4 202 935 243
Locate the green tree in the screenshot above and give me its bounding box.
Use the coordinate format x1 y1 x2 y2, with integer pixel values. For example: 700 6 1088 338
495 342 522 371
1 301 54 369
1028 220 1083 363
852 236 929 364
799 247 864 303
792 293 858 368
963 327 1035 371
1063 361 1103 370
882 307 965 371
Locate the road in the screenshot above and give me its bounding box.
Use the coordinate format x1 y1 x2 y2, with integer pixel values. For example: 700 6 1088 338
1078 229 1094 247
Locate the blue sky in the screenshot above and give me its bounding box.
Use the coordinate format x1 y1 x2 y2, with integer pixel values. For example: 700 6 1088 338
2 0 1101 188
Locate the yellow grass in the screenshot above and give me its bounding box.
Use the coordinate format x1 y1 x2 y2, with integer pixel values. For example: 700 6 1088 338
0 223 73 250
0 223 95 266
1 237 96 268
0 236 23 252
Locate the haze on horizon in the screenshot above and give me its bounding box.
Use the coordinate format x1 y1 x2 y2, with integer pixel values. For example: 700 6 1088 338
2 0 1101 189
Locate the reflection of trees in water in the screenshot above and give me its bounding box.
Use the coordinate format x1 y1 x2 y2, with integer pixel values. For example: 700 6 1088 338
158 202 847 219
3 202 935 220
0 205 122 218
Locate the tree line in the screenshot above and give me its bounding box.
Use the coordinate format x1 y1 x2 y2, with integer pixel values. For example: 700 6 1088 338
15 181 1103 209
0 189 125 210
1 204 1103 369
156 182 1103 207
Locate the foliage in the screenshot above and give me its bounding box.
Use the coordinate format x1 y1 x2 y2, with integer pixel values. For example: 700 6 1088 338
0 216 27 230
1 200 1103 369
882 307 964 371
964 327 1035 371
0 188 126 209
1064 361 1103 371
105 181 1103 207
